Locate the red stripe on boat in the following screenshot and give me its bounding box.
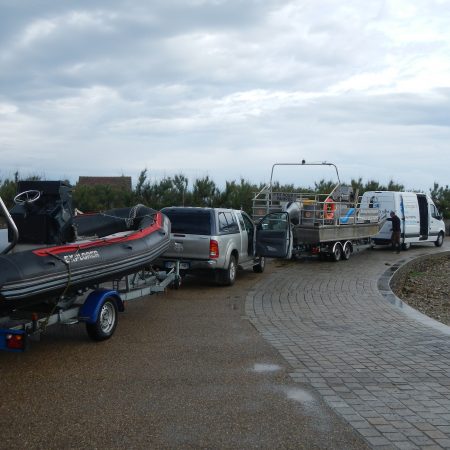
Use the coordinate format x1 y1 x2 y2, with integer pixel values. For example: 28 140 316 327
33 212 163 257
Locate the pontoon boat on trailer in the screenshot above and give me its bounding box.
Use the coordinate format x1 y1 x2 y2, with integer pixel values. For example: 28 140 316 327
0 181 171 313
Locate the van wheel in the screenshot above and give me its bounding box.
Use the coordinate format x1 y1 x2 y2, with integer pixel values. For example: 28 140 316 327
435 232 444 247
218 255 237 286
253 256 265 273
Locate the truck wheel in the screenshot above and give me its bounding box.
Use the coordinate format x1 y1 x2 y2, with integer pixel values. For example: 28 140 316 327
86 297 118 341
332 243 343 262
219 255 237 286
435 232 444 247
253 256 265 273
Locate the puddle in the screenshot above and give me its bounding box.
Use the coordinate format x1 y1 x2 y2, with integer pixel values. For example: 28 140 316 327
252 363 281 373
285 387 317 406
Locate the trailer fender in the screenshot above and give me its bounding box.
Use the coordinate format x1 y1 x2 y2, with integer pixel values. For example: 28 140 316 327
79 289 124 324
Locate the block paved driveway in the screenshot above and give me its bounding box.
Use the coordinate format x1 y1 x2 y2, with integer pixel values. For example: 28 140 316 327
246 242 450 450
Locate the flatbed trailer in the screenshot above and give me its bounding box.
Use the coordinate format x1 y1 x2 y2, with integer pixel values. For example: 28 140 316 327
289 223 378 261
253 162 383 261
291 221 379 244
0 264 181 352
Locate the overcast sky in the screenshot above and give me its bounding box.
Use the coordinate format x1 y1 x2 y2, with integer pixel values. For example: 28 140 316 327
1 0 449 191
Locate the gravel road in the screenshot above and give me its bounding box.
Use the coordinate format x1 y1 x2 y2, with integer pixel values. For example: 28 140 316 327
0 265 368 450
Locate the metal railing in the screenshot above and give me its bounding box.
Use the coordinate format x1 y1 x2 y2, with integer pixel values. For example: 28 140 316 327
252 188 364 226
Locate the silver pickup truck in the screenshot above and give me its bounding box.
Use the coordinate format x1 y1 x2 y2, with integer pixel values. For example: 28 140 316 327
156 207 265 285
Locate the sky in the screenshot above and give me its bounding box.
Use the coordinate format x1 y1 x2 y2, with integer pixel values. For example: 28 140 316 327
1 0 449 192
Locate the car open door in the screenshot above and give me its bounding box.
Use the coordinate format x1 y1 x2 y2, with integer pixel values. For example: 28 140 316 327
255 212 292 258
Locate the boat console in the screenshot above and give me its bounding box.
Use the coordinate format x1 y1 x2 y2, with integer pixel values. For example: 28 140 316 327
8 181 75 245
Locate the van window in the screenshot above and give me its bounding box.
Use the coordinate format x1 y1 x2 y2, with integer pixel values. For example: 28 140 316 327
218 212 239 234
162 209 211 235
430 204 441 219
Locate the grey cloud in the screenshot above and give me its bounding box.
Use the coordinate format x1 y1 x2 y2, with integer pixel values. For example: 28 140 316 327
0 0 449 191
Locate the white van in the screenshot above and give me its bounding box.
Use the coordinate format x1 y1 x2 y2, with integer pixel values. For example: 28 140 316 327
360 191 445 249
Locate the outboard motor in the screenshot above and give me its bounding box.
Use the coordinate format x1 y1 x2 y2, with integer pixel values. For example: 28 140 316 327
8 180 75 245
284 201 301 225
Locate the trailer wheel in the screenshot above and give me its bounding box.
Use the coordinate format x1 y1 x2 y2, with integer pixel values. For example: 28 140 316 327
253 256 265 273
218 255 237 286
435 232 444 247
332 243 343 262
343 242 352 260
86 297 118 341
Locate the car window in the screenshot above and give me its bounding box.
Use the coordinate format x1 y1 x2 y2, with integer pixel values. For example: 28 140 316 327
237 213 245 231
162 210 211 235
218 212 239 234
258 212 289 231
218 212 228 232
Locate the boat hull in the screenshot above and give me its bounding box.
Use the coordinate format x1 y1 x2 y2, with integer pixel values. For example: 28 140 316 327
0 208 171 313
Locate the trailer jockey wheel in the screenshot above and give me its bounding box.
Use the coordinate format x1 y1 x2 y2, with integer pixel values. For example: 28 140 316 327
172 276 182 289
253 256 265 273
14 190 41 205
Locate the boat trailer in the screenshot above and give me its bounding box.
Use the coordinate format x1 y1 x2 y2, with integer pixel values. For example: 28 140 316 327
0 189 181 352
0 264 181 352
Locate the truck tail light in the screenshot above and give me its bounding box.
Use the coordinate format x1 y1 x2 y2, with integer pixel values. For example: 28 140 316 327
209 239 219 259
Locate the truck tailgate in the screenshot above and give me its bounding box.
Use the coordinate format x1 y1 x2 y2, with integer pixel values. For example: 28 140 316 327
163 233 211 260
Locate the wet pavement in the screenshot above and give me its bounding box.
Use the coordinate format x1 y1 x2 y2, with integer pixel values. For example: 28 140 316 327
246 241 450 449
0 263 368 449
0 241 448 449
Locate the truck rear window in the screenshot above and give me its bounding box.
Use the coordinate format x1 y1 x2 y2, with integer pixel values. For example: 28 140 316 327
163 210 211 235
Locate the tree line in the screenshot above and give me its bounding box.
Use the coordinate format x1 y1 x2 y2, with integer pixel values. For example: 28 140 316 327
1 169 449 219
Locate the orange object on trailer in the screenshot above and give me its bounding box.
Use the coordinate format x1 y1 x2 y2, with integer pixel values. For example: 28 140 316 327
323 197 336 219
